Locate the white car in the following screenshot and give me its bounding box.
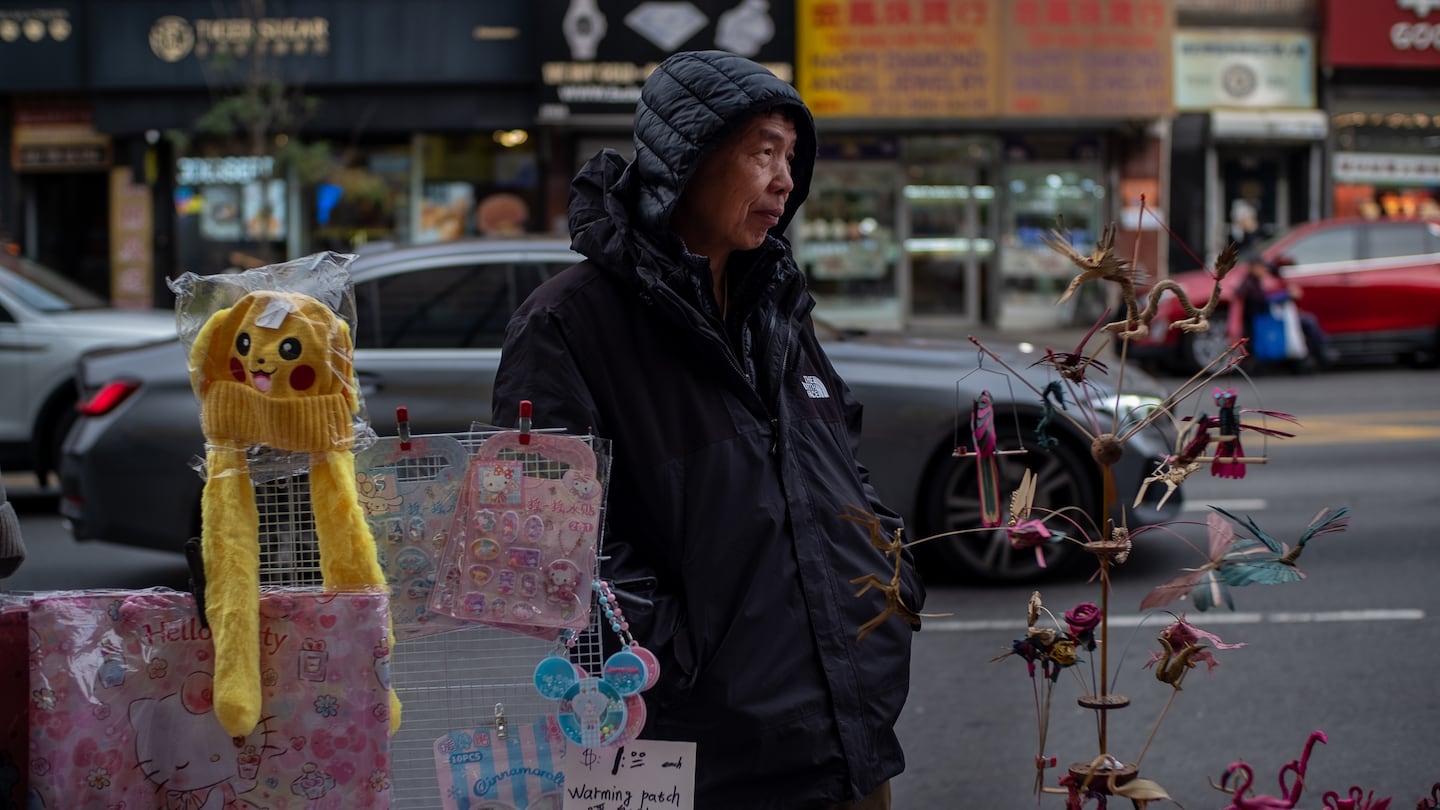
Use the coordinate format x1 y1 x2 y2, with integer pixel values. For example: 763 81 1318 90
0 252 175 486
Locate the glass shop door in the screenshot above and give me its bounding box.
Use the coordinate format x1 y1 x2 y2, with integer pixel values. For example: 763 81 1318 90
904 163 995 326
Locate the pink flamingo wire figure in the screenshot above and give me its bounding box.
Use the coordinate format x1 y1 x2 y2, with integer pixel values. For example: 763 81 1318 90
1217 730 1328 810
1321 785 1392 809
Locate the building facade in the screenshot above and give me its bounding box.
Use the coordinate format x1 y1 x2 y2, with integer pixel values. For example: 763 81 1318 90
1323 0 1440 223
2 0 540 306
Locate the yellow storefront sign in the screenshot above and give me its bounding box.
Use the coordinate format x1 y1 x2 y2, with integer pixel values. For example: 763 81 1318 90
798 0 1174 119
798 0 1000 118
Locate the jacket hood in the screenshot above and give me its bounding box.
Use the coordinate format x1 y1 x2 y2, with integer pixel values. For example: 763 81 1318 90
629 50 816 238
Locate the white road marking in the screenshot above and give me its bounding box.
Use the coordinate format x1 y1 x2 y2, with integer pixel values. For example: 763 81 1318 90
1181 498 1267 513
924 608 1424 633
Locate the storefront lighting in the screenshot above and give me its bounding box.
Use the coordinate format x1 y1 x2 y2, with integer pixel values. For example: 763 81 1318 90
1046 174 1063 189
972 186 995 200
493 129 529 148
903 185 970 200
902 237 996 254
1333 112 1440 130
858 217 878 236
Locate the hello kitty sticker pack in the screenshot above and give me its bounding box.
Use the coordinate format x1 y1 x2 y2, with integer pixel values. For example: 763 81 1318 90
26 589 393 809
354 434 471 640
429 431 603 636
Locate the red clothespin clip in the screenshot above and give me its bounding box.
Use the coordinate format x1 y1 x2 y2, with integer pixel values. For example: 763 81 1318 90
396 406 412 451
518 400 532 445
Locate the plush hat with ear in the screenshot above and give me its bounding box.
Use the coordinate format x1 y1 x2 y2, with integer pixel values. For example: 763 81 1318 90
189 289 399 737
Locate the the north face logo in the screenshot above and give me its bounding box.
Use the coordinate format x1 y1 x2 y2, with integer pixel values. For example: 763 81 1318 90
801 375 830 399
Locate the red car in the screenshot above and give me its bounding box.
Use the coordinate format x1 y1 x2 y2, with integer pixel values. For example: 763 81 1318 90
1128 217 1440 373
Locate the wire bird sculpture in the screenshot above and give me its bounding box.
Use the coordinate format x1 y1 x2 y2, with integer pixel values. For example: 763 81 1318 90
1141 507 1352 612
1044 222 1239 340
839 506 925 641
842 204 1373 806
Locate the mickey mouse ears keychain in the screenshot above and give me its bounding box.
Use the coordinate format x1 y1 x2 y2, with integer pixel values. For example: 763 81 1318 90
533 578 660 747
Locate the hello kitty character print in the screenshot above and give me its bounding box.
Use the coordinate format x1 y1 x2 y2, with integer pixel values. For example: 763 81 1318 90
130 671 268 810
25 591 392 809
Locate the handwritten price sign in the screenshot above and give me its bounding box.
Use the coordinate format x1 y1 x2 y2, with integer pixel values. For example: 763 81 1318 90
562 739 696 810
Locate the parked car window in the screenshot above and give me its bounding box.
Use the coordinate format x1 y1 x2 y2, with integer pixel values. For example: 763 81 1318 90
0 258 107 312
1282 226 1360 266
352 261 559 349
1361 221 1438 260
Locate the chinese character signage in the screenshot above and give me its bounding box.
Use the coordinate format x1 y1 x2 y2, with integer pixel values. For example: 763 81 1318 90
1325 0 1440 69
10 101 111 172
1174 30 1315 110
798 0 1172 120
109 167 154 309
1334 151 1440 184
798 0 1001 118
536 1 796 122
1003 0 1173 117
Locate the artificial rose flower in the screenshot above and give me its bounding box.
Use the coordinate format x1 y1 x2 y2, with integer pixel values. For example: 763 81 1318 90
1064 602 1101 637
1050 639 1078 667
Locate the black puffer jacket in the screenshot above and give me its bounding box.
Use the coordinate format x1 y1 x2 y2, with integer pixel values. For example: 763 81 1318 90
493 51 923 809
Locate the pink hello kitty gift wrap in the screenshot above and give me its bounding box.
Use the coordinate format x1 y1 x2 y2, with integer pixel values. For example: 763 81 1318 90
26 588 393 809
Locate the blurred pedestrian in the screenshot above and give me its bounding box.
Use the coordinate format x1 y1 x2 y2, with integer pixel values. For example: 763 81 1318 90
1236 255 1327 371
492 50 923 810
0 467 25 578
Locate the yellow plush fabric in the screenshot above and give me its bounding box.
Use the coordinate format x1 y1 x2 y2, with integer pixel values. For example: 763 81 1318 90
189 290 399 737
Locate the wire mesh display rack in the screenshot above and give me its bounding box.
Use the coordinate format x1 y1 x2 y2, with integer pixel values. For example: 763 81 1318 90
250 428 608 808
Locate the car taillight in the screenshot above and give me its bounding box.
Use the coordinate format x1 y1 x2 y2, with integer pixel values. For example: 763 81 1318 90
77 380 140 416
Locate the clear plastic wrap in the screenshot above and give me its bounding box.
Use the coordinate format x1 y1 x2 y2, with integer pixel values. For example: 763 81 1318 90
170 251 375 459
21 586 393 808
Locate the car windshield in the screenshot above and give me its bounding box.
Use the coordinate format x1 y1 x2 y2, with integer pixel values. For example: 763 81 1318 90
0 254 107 312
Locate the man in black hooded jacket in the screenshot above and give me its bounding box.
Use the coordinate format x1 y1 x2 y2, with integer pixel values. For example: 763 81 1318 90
492 51 923 809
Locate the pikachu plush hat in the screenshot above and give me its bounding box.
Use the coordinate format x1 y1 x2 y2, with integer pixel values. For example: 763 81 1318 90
189 289 399 737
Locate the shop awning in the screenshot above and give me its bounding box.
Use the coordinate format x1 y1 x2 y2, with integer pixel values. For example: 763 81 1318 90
1210 109 1327 141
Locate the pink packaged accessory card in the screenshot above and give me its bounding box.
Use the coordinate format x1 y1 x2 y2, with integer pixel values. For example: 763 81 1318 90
430 432 601 636
355 434 471 639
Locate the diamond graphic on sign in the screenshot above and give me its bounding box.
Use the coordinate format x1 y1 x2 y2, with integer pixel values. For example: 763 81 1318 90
626 2 709 52
716 0 774 57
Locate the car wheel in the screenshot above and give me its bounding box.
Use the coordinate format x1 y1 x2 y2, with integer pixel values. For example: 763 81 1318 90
916 426 1098 583
1177 307 1232 374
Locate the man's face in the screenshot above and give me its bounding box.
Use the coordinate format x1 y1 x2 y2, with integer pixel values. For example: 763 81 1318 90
674 111 798 260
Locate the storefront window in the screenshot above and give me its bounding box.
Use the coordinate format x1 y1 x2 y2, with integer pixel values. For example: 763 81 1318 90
904 165 993 322
173 155 288 274
418 133 540 242
1333 117 1440 220
797 163 902 329
306 144 412 253
1001 163 1106 327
